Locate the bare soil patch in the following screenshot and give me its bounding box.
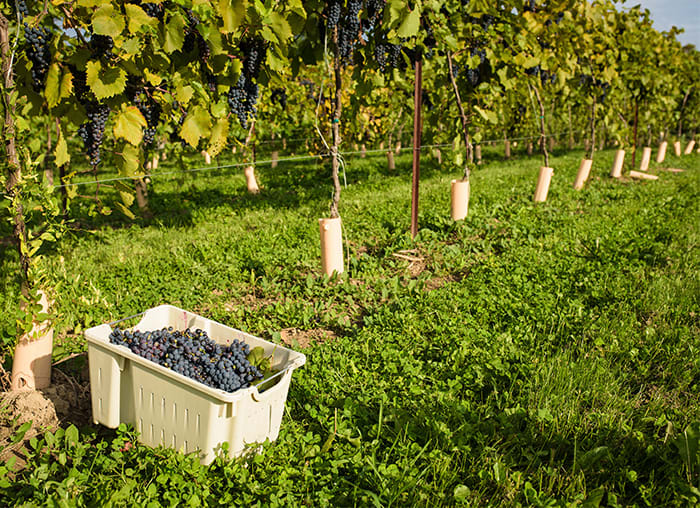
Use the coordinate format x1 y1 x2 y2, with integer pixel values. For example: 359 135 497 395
279 328 337 349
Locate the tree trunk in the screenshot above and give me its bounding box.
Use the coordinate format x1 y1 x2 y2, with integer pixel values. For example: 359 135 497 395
504 137 511 159
677 88 691 140
588 98 597 161
527 141 533 156
134 178 151 217
1 15 30 293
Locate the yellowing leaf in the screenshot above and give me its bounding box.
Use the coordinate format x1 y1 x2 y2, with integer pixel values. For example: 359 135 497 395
113 106 147 145
86 60 127 99
54 130 70 167
208 118 229 157
125 4 157 34
163 13 186 53
179 105 212 148
175 84 194 105
218 0 247 33
45 63 61 108
92 5 125 38
474 106 498 124
59 68 73 102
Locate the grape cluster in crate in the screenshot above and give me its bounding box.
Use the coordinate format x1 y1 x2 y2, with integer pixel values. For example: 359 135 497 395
109 327 267 393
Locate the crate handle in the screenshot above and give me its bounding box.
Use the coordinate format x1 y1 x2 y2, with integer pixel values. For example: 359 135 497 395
106 311 147 328
251 366 294 401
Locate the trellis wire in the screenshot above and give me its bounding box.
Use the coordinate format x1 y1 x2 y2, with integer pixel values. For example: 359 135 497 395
52 129 587 190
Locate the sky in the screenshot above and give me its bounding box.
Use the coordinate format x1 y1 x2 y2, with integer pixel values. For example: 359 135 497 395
619 0 700 48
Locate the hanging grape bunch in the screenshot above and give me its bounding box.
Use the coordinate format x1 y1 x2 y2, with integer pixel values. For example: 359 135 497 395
78 103 111 168
365 0 386 29
465 48 487 86
324 1 342 31
14 0 29 19
23 22 51 92
131 0 165 20
136 93 161 146
227 37 266 127
374 41 404 72
90 33 115 60
271 88 288 109
70 66 90 103
338 0 362 63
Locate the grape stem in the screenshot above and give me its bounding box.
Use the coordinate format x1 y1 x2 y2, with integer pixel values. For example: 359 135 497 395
447 51 471 181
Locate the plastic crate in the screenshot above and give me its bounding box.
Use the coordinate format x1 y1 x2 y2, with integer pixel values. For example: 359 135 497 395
85 304 306 464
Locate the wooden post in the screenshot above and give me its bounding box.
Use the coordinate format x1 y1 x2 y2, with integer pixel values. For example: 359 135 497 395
410 52 423 239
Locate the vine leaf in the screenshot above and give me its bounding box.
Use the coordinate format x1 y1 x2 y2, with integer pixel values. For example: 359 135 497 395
162 13 186 54
54 130 70 167
396 6 421 38
115 142 141 176
474 106 498 124
46 64 74 108
180 106 212 148
175 83 195 105
113 106 147 146
125 4 157 34
267 13 292 42
86 61 128 99
92 5 126 38
218 0 247 33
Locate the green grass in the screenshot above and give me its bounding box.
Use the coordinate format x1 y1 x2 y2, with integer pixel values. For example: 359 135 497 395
1 143 699 506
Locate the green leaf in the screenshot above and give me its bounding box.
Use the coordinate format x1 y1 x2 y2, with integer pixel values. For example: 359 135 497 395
396 7 421 38
55 129 70 167
453 485 470 502
92 5 125 38
208 118 229 158
11 422 31 444
86 61 127 100
267 13 292 41
582 487 606 508
179 105 212 148
218 0 247 33
125 4 157 34
576 446 610 471
65 424 79 447
163 13 186 54
113 106 147 145
45 63 61 108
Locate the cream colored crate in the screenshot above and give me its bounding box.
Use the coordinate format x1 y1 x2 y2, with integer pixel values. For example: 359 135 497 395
86 304 306 464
